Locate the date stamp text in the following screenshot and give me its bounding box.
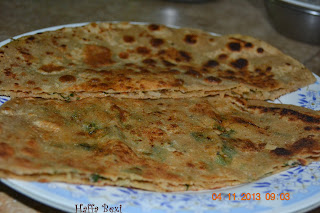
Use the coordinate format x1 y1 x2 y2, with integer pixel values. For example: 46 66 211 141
212 192 290 201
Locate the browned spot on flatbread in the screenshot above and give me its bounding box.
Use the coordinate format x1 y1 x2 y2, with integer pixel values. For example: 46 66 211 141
204 76 221 84
157 81 167 86
187 162 195 168
145 128 167 142
171 79 184 87
4 69 16 79
21 147 39 158
163 172 181 181
304 126 312 131
226 70 235 75
17 47 34 61
298 158 308 166
150 128 165 136
228 42 241 51
173 151 184 156
204 60 219 68
245 42 253 48
290 137 318 153
14 157 33 167
166 69 180 74
84 45 114 67
40 64 65 73
271 148 292 156
150 38 164 47
111 104 128 122
59 75 76 83
148 24 160 31
179 51 192 62
189 102 222 122
257 47 264 53
158 48 192 62
229 138 265 152
123 35 135 43
196 162 206 170
119 52 129 59
27 139 38 148
162 60 175 67
185 69 202 78
218 67 278 88
98 83 109 90
166 123 179 132
139 68 150 74
218 54 228 60
103 141 139 164
184 34 197 44
248 106 320 124
0 143 14 159
136 46 151 55
27 36 35 41
279 108 320 124
231 58 248 69
142 58 157 66
233 117 264 130
304 126 320 131
255 68 262 73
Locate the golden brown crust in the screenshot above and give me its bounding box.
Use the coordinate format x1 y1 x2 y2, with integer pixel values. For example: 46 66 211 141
0 23 315 100
0 96 319 192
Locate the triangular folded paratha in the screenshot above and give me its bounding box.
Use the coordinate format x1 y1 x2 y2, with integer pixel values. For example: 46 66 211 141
0 22 315 101
0 96 319 192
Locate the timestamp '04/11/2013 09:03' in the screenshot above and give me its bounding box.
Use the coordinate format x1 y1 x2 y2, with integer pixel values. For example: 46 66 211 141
212 192 291 201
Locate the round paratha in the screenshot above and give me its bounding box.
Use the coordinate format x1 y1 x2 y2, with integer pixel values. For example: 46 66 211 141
0 96 319 192
0 22 315 101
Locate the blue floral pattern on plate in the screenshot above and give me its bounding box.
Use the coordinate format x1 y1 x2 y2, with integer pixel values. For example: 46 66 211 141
298 91 320 110
0 23 320 213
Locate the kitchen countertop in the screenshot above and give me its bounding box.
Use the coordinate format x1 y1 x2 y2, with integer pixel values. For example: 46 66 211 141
0 0 319 212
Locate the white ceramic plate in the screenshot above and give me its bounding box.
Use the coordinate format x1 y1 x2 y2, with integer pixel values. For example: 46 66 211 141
1 23 320 213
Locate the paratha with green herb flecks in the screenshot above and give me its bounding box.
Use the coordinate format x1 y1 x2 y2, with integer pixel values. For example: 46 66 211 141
0 96 319 192
0 22 315 101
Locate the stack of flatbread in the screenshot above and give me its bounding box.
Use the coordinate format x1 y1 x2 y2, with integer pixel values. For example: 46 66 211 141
0 22 319 192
